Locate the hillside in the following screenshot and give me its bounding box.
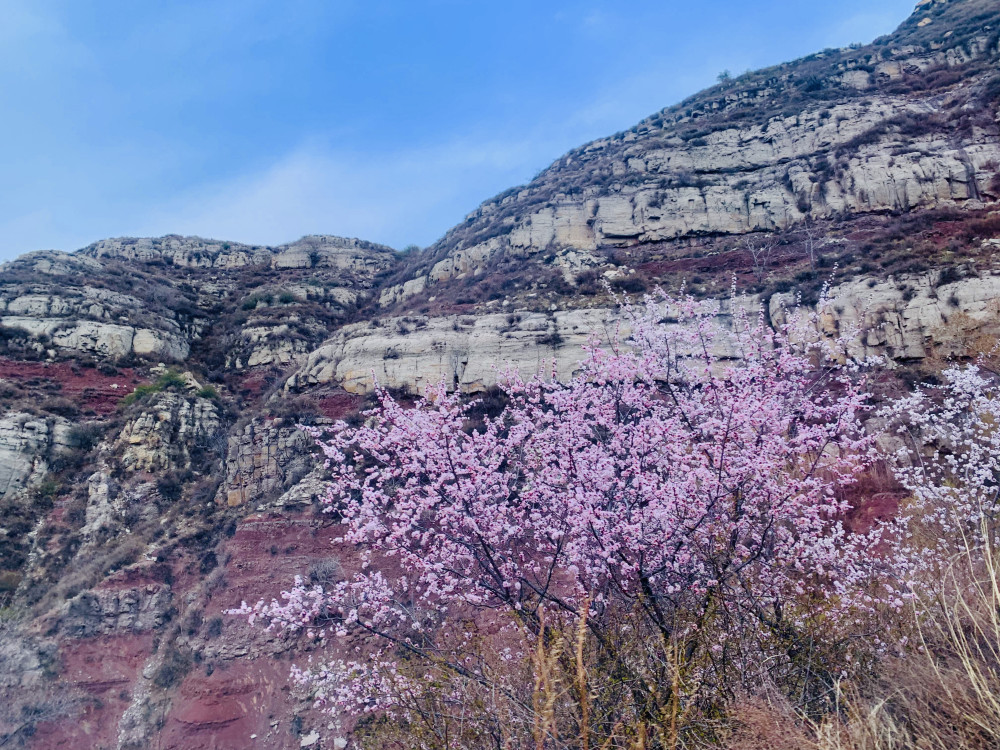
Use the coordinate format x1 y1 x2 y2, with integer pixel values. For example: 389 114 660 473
2 1 1000 747
373 0 998 306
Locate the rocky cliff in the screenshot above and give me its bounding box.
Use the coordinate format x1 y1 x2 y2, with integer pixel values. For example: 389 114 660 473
375 0 1000 313
3 1 1000 748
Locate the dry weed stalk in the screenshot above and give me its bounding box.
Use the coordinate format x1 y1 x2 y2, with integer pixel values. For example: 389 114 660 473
799 521 1000 750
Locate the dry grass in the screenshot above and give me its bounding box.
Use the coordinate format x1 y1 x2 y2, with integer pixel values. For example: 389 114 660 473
352 544 1000 748
727 522 1000 750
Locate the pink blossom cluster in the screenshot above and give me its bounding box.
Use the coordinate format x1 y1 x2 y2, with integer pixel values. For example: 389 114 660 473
233 293 903 717
885 363 1000 562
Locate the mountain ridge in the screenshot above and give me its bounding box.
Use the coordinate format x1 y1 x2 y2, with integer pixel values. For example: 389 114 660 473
3 1 1000 747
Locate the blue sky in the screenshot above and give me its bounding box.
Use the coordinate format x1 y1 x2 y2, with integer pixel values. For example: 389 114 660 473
0 0 917 260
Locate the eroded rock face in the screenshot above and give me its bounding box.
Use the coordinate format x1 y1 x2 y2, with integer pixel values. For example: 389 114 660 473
116 393 223 474
378 274 429 306
232 329 311 369
290 273 1000 395
227 319 329 371
0 251 195 361
0 412 72 499
1 316 190 361
0 234 397 366
409 3 1000 293
773 271 1000 360
59 586 173 637
83 234 396 273
289 308 616 394
221 418 314 507
423 95 1000 287
0 277 192 361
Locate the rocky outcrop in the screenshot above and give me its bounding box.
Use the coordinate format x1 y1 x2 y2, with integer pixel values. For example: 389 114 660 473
0 274 192 361
226 314 340 371
775 270 1000 360
289 308 617 394
0 252 196 361
85 235 271 268
424 94 1000 286
290 272 1000 395
229 326 312 369
2 250 103 278
59 586 173 637
115 393 224 474
0 235 398 366
378 274 428 306
411 1 1000 290
1 316 190 360
0 412 73 499
220 418 315 507
274 235 397 274
83 234 396 274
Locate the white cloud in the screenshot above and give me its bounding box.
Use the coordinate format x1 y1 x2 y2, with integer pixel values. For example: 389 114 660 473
9 53 732 256
136 135 555 250
135 55 724 253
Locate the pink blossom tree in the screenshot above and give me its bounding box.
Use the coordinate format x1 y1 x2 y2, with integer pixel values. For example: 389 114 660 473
234 294 902 745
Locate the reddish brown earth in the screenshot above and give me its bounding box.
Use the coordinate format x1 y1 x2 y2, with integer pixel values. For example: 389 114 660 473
24 512 348 750
173 513 354 749
834 463 909 536
0 358 145 415
637 247 805 280
233 371 276 401
217 512 344 620
316 391 364 420
846 492 907 535
158 659 314 750
32 635 156 750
